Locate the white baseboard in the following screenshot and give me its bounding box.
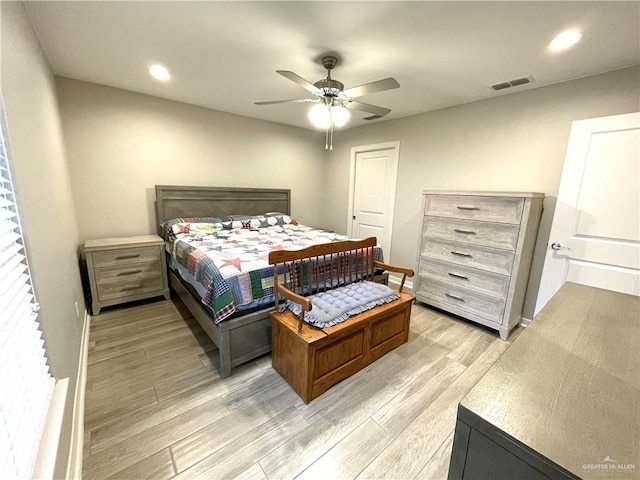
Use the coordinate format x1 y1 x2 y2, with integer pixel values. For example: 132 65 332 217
32 378 68 480
66 310 90 480
520 317 533 327
388 274 414 292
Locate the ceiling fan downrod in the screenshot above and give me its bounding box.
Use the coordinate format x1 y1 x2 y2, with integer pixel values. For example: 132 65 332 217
314 55 343 98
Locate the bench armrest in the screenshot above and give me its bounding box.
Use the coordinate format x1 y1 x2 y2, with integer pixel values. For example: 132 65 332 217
275 284 311 332
374 261 415 293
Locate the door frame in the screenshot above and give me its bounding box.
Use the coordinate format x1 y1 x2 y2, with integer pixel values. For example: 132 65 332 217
346 141 400 261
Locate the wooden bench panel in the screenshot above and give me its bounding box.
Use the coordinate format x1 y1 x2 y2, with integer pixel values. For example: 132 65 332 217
314 330 366 379
371 307 407 346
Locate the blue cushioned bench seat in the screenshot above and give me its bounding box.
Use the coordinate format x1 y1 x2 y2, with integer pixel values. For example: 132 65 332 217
281 280 400 328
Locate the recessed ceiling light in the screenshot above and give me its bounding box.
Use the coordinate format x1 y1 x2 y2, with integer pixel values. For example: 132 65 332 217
548 30 584 52
149 64 171 81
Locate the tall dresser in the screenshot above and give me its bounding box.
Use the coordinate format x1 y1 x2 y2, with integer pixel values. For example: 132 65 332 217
415 191 543 340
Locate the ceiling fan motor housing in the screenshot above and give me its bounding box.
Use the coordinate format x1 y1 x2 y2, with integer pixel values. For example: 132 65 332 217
314 78 344 97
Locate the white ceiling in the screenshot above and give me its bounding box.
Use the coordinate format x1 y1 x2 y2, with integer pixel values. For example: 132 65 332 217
26 1 640 131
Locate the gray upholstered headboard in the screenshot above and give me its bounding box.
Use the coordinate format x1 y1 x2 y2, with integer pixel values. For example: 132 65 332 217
154 185 291 232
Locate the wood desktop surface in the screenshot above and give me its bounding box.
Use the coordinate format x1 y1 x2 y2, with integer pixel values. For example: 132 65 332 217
460 282 639 479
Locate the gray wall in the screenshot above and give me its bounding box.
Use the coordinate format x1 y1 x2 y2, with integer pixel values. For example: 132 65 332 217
56 78 325 241
323 66 640 318
1 3 86 477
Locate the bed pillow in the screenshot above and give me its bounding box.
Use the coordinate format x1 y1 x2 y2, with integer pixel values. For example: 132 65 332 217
168 222 223 238
226 214 255 220
219 220 244 230
226 214 265 230
161 217 223 237
226 213 299 229
162 216 223 229
281 280 399 328
262 213 299 227
161 214 299 237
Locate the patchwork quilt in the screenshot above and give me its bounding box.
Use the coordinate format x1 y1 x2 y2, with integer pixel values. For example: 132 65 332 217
163 214 380 323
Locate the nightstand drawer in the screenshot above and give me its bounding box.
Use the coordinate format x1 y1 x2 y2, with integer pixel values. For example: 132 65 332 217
422 216 520 250
424 195 524 224
97 274 164 301
94 261 163 284
92 245 160 267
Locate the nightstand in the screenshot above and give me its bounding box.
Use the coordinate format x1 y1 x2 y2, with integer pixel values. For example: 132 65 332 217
84 235 170 315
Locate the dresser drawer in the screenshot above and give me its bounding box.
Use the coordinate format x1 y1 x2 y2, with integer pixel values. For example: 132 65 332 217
97 274 164 301
425 195 524 224
421 238 515 276
416 279 506 324
91 245 161 268
418 258 510 300
94 261 163 284
422 216 520 251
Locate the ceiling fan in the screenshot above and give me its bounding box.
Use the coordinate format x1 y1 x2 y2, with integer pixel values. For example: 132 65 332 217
255 55 400 149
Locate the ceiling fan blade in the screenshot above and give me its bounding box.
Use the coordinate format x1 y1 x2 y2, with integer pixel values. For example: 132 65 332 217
342 78 400 98
255 98 318 105
277 70 322 94
345 101 391 117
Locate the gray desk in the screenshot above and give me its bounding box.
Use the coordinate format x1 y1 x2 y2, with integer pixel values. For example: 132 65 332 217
448 282 639 480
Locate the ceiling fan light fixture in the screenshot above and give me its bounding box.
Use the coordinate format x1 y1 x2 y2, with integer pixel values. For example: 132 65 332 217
308 103 350 129
331 105 350 127
308 103 332 129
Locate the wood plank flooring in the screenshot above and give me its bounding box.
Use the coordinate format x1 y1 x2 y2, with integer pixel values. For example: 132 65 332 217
83 297 521 480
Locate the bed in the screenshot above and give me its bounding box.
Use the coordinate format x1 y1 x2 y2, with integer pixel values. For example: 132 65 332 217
155 185 380 378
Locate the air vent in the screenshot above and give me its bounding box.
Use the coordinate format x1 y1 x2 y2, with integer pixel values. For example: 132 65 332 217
492 82 511 90
363 114 383 121
490 75 534 91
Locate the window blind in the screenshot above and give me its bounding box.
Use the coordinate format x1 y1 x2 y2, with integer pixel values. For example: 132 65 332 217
0 105 54 479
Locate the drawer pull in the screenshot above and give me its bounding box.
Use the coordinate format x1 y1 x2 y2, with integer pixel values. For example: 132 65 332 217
120 285 142 291
115 254 140 260
451 251 473 258
453 229 476 235
456 206 480 211
117 270 142 276
445 293 466 302
448 272 469 280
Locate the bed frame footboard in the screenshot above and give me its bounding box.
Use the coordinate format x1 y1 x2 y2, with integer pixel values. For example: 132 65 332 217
169 270 271 378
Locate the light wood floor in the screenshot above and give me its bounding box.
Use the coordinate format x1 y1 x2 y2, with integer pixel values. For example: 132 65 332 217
83 297 520 480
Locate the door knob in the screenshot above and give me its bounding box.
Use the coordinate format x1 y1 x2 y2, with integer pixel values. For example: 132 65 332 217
551 242 570 251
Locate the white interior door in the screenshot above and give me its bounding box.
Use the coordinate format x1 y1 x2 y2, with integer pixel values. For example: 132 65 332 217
348 142 399 261
535 112 640 315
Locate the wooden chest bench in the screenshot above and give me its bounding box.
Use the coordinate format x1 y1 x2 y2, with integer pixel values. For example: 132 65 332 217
269 237 415 403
